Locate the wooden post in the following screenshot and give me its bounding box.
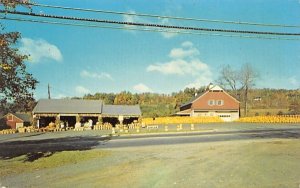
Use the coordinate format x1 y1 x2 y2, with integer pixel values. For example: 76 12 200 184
98 115 103 125
165 125 168 132
191 124 195 131
118 115 124 125
55 115 60 129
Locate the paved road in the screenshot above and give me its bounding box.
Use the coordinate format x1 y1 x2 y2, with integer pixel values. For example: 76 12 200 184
98 128 300 148
0 127 299 161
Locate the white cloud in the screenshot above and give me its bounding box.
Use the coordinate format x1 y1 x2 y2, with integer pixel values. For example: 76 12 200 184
169 47 199 59
147 41 212 89
133 83 153 93
181 41 193 48
53 94 67 99
20 38 63 63
75 86 91 95
288 76 299 87
147 59 209 76
169 41 199 59
161 32 177 39
184 76 212 89
123 10 139 23
160 18 177 39
123 10 145 32
123 11 177 39
80 70 113 80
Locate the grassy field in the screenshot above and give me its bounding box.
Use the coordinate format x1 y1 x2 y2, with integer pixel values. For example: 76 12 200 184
0 139 299 188
0 150 111 177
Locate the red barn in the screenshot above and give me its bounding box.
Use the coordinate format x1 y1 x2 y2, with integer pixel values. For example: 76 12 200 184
177 85 240 121
3 113 31 129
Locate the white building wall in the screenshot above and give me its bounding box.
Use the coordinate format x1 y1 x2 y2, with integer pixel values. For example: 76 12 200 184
191 110 239 122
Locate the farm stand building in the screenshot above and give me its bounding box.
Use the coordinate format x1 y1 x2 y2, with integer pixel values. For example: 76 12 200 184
177 85 240 121
32 99 141 127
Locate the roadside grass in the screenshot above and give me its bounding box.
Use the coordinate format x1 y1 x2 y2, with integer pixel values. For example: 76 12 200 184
0 150 111 177
48 139 300 188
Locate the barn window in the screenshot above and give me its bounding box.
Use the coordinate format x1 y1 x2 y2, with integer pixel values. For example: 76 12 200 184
208 100 215 106
217 100 224 106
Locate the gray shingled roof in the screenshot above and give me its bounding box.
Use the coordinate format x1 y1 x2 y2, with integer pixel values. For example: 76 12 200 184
102 105 141 116
33 99 103 114
14 113 31 122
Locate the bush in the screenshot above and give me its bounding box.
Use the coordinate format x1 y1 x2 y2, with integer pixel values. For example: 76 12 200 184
0 118 10 130
277 111 284 115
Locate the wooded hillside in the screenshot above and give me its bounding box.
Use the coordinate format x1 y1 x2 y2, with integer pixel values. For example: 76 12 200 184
80 88 300 117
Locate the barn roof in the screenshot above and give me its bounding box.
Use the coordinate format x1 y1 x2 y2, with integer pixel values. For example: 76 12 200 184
102 105 141 116
13 113 31 122
32 99 142 116
33 99 103 114
180 85 239 108
180 92 205 108
3 113 31 122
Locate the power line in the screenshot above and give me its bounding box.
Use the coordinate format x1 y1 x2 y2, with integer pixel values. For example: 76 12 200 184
1 16 300 41
1 10 300 36
30 3 300 28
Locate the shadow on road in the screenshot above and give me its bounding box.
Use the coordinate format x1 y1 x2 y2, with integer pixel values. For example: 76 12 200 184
0 136 110 162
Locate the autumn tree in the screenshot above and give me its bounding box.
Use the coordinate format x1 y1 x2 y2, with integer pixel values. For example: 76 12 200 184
0 0 38 113
0 0 31 10
289 99 300 114
0 29 38 113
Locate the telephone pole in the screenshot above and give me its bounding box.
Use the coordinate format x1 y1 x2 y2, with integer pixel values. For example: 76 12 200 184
48 83 51 99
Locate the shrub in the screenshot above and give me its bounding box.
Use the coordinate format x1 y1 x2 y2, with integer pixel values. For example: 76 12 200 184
277 111 284 115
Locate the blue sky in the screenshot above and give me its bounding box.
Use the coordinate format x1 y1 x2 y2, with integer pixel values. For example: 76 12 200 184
2 0 300 98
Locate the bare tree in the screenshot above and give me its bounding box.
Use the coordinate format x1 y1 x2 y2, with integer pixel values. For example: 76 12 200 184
239 63 258 116
216 65 240 97
217 63 258 116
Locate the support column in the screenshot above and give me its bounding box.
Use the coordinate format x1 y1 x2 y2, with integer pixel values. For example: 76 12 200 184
98 115 103 125
75 114 81 128
55 115 60 129
36 119 40 129
118 115 124 125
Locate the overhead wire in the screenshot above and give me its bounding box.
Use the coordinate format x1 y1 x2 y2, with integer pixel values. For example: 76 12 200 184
1 16 300 41
29 3 300 28
1 10 300 36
